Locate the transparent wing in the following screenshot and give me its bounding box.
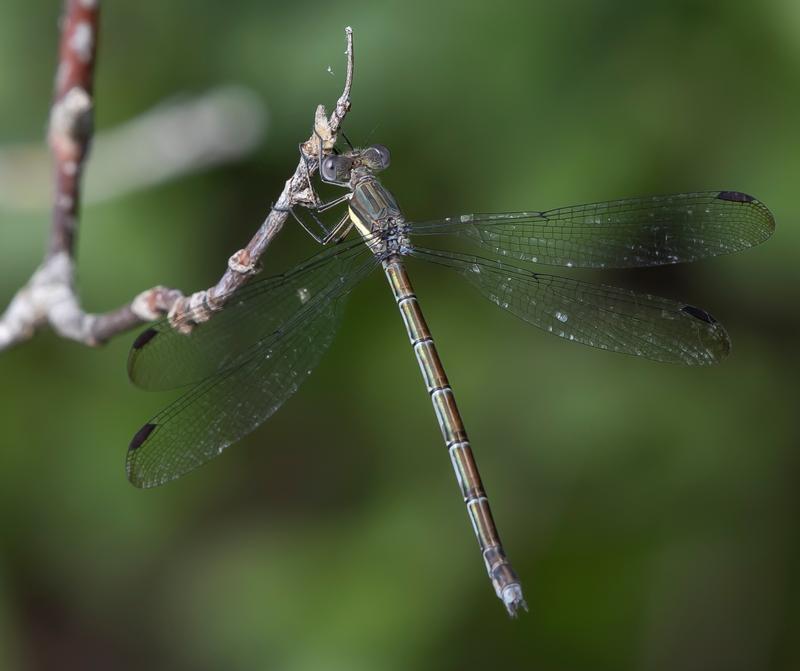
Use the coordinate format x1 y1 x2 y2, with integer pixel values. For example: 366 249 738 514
128 238 370 391
412 247 730 365
409 191 774 269
126 254 378 488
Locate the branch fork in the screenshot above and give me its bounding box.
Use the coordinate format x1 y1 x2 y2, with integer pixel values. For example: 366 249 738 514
0 6 354 350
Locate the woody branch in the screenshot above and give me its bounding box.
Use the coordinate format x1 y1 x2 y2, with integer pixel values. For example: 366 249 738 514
0 3 354 349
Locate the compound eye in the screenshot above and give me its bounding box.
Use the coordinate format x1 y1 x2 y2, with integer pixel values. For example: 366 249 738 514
364 144 391 170
320 156 339 182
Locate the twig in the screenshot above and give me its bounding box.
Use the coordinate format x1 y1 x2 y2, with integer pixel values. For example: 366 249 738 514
0 0 170 349
0 15 355 350
167 26 355 330
47 0 99 260
0 86 267 212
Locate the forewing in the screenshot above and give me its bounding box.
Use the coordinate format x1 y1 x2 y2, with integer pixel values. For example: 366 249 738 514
126 254 377 488
412 248 730 365
128 239 368 391
410 191 774 269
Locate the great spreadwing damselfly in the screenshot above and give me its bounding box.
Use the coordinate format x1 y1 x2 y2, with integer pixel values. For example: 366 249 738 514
127 139 774 616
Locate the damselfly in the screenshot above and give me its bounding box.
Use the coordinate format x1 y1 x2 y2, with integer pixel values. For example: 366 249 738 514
127 141 774 616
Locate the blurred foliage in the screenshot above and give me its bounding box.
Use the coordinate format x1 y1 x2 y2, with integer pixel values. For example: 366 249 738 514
1 1 798 669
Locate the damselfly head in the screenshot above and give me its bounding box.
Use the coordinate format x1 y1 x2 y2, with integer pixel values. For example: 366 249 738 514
321 144 391 184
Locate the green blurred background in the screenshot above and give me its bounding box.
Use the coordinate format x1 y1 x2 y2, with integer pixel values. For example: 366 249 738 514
1 1 798 669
